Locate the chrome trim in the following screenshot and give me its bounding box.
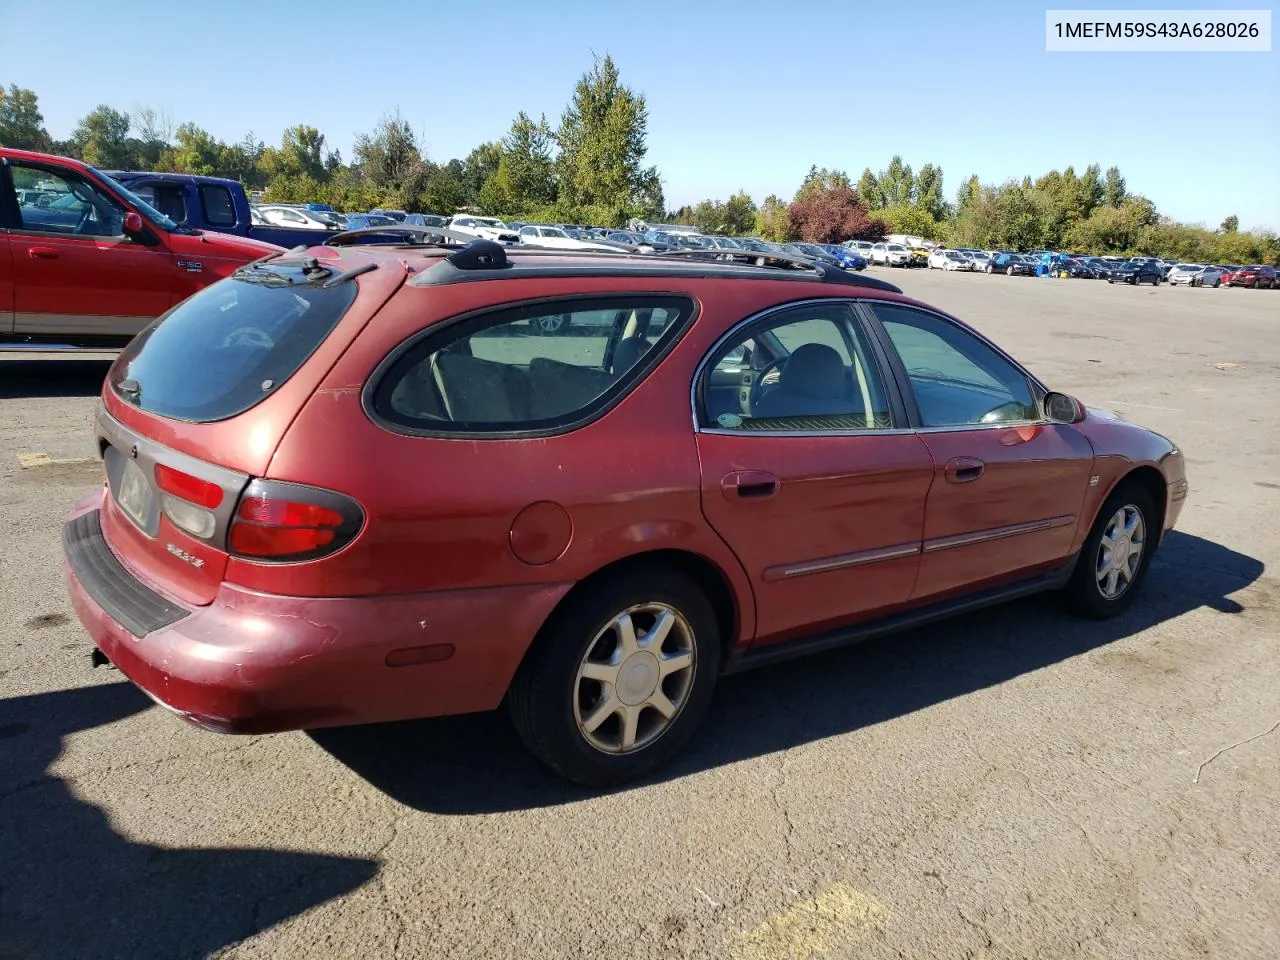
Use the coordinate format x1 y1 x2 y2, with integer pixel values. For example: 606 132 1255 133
922 515 1076 554
764 542 921 582
700 426 917 439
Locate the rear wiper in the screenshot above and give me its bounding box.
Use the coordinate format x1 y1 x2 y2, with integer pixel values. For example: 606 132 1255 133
117 378 141 404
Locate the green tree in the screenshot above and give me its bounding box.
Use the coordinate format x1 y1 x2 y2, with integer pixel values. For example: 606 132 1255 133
954 174 981 218
720 191 758 235
856 168 882 209
1220 214 1239 233
877 155 914 206
755 194 790 242
554 54 658 225
262 125 329 182
0 84 51 150
462 142 503 207
500 111 557 211
1103 166 1126 207
71 105 133 168
794 166 852 204
878 204 941 240
422 159 468 214
167 122 224 176
1079 163 1104 219
914 163 945 220
130 105 173 168
353 112 430 211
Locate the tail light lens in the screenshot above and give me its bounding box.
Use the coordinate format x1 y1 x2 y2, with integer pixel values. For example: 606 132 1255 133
228 480 364 562
154 463 223 540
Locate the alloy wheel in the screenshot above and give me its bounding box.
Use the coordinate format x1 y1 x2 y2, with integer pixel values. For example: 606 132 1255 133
573 603 696 755
1095 504 1146 600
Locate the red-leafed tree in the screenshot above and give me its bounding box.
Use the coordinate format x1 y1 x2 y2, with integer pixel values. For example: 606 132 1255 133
788 186 886 244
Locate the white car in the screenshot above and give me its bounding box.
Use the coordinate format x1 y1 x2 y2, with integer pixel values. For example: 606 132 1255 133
870 242 912 267
517 225 617 251
928 249 975 271
257 205 333 230
967 251 992 270
1168 264 1224 287
449 216 520 244
844 240 875 261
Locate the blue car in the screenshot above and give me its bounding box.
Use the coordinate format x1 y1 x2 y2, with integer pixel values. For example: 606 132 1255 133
821 244 867 271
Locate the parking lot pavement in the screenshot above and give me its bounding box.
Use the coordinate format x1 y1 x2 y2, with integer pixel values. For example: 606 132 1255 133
2 277 1277 960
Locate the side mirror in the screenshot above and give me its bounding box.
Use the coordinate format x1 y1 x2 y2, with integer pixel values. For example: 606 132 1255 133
123 211 145 235
1044 391 1086 424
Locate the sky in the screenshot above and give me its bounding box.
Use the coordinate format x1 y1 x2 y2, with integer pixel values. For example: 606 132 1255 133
2 0 1276 229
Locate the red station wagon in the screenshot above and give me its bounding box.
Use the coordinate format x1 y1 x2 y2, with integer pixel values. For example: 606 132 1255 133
63 236 1188 785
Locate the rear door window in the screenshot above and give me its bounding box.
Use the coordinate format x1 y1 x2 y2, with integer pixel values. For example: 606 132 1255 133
371 297 693 435
199 185 237 227
109 264 358 422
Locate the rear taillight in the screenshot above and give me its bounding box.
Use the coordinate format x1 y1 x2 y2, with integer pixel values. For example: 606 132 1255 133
228 480 364 562
154 463 223 540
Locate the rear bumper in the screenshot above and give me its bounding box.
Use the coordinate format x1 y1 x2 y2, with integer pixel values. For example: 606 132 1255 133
63 494 571 734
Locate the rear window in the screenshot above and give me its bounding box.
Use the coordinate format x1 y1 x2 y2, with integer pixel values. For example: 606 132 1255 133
109 267 358 422
370 296 693 436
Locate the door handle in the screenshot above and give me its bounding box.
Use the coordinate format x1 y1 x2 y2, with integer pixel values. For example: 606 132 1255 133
28 246 59 259
721 470 781 500
944 457 985 483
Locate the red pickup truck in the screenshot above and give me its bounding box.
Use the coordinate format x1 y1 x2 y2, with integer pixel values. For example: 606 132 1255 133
1 148 283 347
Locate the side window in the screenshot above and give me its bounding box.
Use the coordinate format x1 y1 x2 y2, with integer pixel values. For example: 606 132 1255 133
199 185 236 227
151 183 187 223
373 297 692 433
10 165 125 237
872 304 1038 428
700 303 892 432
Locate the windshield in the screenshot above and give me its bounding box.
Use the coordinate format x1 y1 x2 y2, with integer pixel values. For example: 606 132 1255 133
475 217 505 228
542 227 569 238
887 244 905 251
96 171 178 231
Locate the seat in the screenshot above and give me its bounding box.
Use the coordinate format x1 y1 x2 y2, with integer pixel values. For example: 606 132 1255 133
431 353 531 423
751 343 859 419
527 358 616 420
610 335 651 376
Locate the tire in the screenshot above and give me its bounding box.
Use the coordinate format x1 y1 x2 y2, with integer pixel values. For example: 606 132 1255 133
507 566 722 786
1062 482 1159 619
534 314 569 336
985 264 993 274
1006 266 1014 275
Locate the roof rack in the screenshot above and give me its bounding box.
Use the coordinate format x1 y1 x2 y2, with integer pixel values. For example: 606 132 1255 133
648 248 903 292
325 224 472 247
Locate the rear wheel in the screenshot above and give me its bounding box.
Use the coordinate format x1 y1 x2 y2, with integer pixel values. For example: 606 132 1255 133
508 566 721 786
1062 483 1158 619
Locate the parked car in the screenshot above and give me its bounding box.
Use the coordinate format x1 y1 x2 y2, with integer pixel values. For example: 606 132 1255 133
819 244 867 270
1168 264 1224 287
0 148 283 347
782 242 844 268
1224 264 1276 288
985 253 1035 276
1108 261 1164 285
369 209 408 223
449 216 520 244
62 238 1186 786
518 225 617 251
104 170 340 249
928 249 975 271
870 242 912 267
257 205 334 230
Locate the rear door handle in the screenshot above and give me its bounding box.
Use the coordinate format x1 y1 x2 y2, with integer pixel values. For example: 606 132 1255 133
28 246 59 259
721 470 781 500
944 457 985 483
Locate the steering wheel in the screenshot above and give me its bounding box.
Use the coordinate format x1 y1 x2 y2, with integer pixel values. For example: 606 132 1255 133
747 357 787 414
221 327 274 349
979 400 1028 424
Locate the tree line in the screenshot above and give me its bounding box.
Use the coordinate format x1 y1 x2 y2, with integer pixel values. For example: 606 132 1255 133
2 67 1276 264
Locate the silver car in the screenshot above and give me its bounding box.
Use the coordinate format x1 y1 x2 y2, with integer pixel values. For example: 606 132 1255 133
1168 264 1224 287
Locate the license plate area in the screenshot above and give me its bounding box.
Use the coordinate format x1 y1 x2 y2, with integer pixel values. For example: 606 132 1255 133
104 444 160 536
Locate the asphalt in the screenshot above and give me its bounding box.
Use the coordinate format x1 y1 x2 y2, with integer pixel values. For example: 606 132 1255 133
1 272 1277 960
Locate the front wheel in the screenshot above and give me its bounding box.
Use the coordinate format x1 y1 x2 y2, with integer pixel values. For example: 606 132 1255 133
1062 483 1158 619
985 264 993 274
508 567 721 786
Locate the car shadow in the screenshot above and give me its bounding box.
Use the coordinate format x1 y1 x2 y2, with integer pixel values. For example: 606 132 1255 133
0 682 377 960
0 358 113 399
311 530 1265 814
